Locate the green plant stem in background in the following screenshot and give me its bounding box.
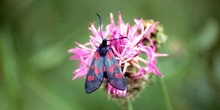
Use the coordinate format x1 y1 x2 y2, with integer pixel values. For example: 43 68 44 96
0 29 20 110
123 100 133 110
158 77 172 110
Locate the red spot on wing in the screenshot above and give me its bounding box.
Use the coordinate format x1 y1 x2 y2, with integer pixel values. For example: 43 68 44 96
113 64 118 68
108 66 114 73
107 50 114 59
115 73 123 79
88 76 94 81
95 68 100 74
93 52 100 61
91 65 95 70
103 66 106 72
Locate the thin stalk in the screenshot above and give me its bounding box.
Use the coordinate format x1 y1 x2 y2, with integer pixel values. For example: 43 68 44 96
123 100 133 110
0 28 20 110
158 77 172 110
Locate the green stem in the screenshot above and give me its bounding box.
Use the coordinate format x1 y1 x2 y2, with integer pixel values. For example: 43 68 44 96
158 77 172 110
123 100 133 110
0 28 20 110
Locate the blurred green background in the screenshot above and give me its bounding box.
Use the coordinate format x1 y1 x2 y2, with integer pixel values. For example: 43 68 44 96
0 0 220 110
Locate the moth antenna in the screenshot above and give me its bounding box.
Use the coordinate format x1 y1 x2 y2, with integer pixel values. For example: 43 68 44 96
108 36 127 41
95 13 103 39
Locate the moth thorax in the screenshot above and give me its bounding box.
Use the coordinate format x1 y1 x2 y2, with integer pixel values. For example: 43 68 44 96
98 39 108 57
98 46 108 57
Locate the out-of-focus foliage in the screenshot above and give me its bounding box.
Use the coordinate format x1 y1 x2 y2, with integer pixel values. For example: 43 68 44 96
0 0 220 110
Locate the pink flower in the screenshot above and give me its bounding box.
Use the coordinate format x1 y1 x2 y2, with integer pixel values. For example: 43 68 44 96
68 12 167 98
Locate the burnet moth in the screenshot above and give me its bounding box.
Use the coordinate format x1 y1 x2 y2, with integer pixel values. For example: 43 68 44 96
85 13 126 94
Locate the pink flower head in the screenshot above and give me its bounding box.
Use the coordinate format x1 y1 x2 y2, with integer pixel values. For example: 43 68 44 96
68 12 168 98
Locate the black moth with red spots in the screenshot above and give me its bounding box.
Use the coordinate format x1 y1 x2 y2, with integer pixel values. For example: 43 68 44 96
85 39 126 93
